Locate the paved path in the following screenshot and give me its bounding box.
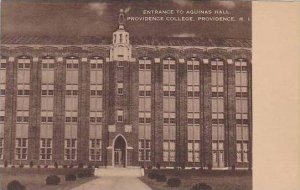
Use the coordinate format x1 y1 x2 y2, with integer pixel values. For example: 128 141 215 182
71 176 152 190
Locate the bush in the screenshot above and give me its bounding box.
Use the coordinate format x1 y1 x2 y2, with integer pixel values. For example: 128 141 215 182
65 174 77 181
63 165 68 168
156 163 161 169
78 163 84 168
37 165 41 168
44 165 48 168
95 164 99 168
231 164 236 171
180 163 186 170
19 164 24 168
77 169 94 178
148 172 158 179
167 178 181 187
156 174 167 182
147 166 153 170
192 183 212 190
69 164 74 168
46 175 60 185
7 180 26 190
4 160 8 168
54 162 58 168
29 161 34 168
88 164 93 169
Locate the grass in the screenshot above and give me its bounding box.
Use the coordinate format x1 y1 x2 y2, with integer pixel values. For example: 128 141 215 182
140 169 252 190
0 168 97 190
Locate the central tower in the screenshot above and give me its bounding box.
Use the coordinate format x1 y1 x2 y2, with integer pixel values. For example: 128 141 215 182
110 9 132 62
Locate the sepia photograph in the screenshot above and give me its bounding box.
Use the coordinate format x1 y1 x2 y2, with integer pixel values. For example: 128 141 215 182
0 0 254 189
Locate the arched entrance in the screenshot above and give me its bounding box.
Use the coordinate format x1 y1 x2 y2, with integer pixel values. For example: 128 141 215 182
113 135 126 167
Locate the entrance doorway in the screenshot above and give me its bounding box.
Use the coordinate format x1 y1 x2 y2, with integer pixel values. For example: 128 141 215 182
114 136 126 167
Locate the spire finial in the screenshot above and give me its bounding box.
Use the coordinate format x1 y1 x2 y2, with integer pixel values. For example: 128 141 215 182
118 9 125 29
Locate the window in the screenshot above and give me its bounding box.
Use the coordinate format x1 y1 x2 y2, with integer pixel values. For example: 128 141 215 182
64 139 77 160
65 117 77 123
15 138 28 160
66 57 79 69
0 58 6 69
139 140 151 161
235 59 249 166
40 138 52 160
17 89 30 96
188 140 200 162
0 138 3 160
18 57 31 69
163 141 175 162
16 116 29 123
89 139 102 161
212 141 224 168
41 89 54 96
90 57 103 70
117 110 123 122
41 116 53 123
211 59 225 168
139 58 151 70
42 57 55 69
117 83 123 95
237 141 248 163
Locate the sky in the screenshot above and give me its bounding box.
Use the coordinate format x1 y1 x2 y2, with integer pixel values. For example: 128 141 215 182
1 0 252 39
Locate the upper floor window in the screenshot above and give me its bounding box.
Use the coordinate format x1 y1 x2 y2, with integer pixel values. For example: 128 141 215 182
139 58 151 70
66 57 79 69
42 57 55 69
90 57 103 70
163 58 175 70
187 58 200 70
18 56 31 69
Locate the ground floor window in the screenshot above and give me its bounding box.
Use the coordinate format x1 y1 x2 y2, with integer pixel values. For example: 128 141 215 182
89 139 102 161
163 140 176 162
15 138 28 160
64 139 77 160
237 141 248 163
138 139 151 161
212 141 224 168
188 140 200 163
40 138 52 160
0 138 3 159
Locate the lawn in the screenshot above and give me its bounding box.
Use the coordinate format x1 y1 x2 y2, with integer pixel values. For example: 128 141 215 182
140 169 252 190
0 168 97 190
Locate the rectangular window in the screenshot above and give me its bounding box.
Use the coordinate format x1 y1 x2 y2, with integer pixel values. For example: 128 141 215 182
90 58 103 70
117 110 123 122
89 139 102 161
40 138 52 160
64 139 77 160
0 137 3 160
236 141 248 163
188 141 200 162
15 138 28 160
138 140 151 161
117 83 124 95
163 141 176 162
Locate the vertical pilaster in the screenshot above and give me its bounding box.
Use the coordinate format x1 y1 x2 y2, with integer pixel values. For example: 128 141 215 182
176 58 187 166
226 59 236 168
153 58 163 165
4 57 17 164
202 58 212 167
53 57 65 164
78 57 89 164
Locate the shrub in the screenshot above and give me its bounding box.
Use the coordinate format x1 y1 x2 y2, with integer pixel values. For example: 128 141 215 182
148 172 158 179
69 164 74 168
95 164 99 168
180 163 186 170
77 169 94 178
88 164 93 169
7 180 26 190
44 165 48 168
29 161 34 168
156 163 161 169
156 174 167 182
37 165 41 168
167 178 181 187
231 164 236 171
147 166 153 170
11 165 15 168
208 163 212 171
192 183 212 190
65 174 77 181
63 165 68 168
4 160 8 168
54 162 58 168
78 163 84 168
19 164 24 168
46 175 60 185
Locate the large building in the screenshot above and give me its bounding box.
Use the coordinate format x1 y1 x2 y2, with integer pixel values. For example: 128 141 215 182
0 10 252 169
